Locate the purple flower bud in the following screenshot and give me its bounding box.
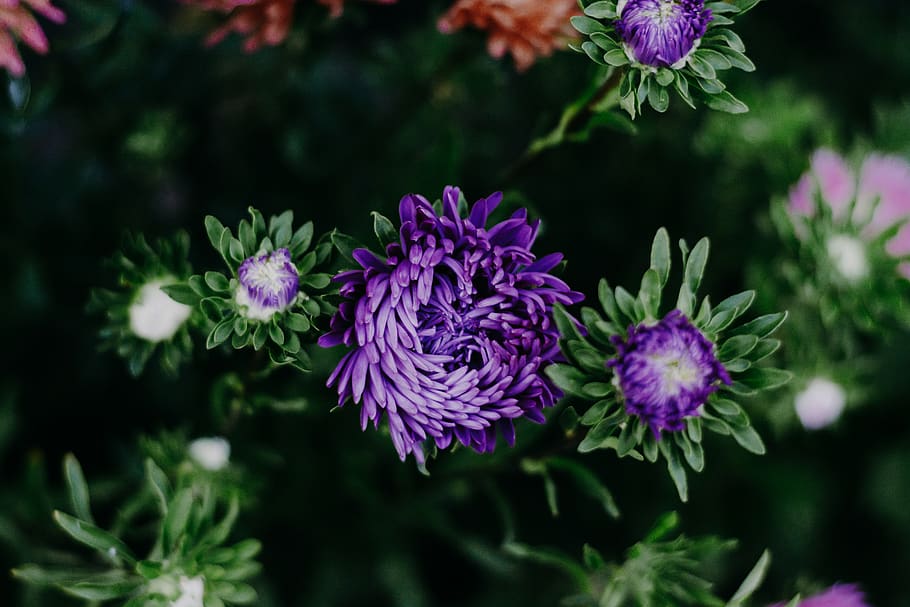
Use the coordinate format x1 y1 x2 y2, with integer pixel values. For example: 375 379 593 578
615 0 713 68
319 187 584 461
236 248 299 321
769 583 871 607
609 309 730 435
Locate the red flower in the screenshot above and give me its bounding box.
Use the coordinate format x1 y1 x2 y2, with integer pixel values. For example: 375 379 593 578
0 0 65 77
437 0 580 72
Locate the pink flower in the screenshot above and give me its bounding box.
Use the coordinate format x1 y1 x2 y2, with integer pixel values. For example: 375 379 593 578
0 0 66 77
788 149 910 278
770 583 871 607
437 0 581 72
788 149 855 219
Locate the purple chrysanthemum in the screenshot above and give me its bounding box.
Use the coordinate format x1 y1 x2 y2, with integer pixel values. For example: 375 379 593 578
318 187 583 461
235 247 299 321
615 0 713 68
609 309 730 435
770 584 871 607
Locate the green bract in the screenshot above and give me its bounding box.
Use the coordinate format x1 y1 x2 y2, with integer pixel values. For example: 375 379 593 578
13 455 260 607
164 207 335 373
88 232 195 377
509 512 772 607
546 228 790 501
571 0 761 118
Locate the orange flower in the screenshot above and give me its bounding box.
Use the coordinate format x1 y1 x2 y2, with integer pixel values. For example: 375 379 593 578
437 0 580 72
0 0 66 77
193 0 295 52
188 0 397 51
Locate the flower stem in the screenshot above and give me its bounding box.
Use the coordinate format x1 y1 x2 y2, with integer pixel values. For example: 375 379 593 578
500 67 624 183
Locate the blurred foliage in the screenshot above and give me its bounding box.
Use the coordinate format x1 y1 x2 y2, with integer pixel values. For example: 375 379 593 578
2 0 910 606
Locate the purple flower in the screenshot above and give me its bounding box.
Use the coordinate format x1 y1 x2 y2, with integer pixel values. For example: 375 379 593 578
615 0 713 68
318 187 583 461
235 248 299 321
609 309 730 435
770 584 871 607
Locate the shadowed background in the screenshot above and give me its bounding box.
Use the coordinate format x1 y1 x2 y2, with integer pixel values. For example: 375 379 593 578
2 0 910 605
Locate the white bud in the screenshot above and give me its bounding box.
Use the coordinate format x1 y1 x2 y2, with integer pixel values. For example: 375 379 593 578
129 280 192 343
188 437 231 471
171 576 205 607
794 377 846 430
826 235 869 282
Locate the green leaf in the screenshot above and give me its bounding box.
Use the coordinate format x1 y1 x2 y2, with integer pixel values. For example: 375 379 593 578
648 84 670 113
580 399 614 426
729 312 788 338
712 290 755 321
53 511 136 565
683 237 710 297
207 320 234 350
554 303 585 341
545 364 588 397
707 91 749 114
204 271 231 293
581 41 607 65
614 286 639 323
61 579 141 600
145 458 170 514
571 15 608 34
290 222 315 257
205 216 227 251
718 335 759 361
160 283 200 306
639 269 662 319
687 53 717 80
162 488 194 553
604 49 629 67
708 28 746 52
645 511 680 542
286 313 311 333
697 49 733 70
730 425 766 455
656 68 675 86
330 230 362 263
63 454 93 524
590 32 619 52
253 323 268 351
584 1 616 18
674 72 696 109
747 338 780 362
716 45 756 71
651 228 671 287
739 367 792 391
548 457 620 518
727 550 771 606
659 441 688 502
371 212 398 248
598 278 625 325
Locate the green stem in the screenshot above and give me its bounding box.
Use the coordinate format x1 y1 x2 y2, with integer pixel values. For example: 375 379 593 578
500 67 624 184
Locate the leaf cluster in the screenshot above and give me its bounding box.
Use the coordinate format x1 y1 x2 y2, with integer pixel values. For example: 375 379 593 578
547 229 790 501
571 0 761 118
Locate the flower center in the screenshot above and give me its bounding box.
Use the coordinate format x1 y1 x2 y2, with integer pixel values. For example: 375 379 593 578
826 234 869 282
129 279 192 343
236 248 299 321
616 0 712 68
610 309 730 434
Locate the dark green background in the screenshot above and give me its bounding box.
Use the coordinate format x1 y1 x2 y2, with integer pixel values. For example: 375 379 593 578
2 0 910 605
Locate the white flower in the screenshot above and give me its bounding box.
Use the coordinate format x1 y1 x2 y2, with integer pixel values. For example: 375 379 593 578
189 437 231 471
826 235 869 282
128 280 192 343
794 377 847 430
171 576 205 607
